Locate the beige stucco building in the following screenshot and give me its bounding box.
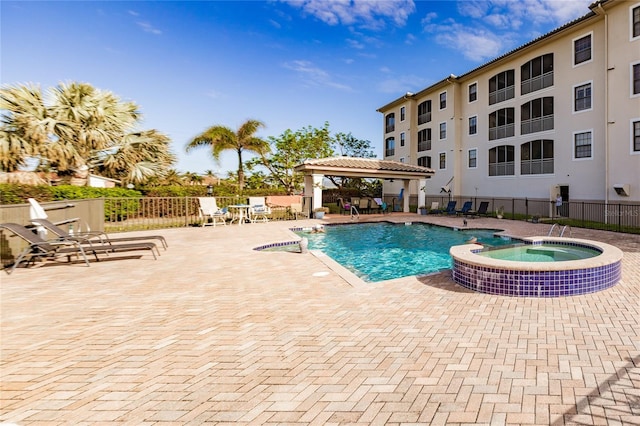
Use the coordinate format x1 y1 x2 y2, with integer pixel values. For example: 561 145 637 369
378 0 640 205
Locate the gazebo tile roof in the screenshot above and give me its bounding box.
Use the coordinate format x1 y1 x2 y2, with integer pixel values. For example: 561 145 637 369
299 157 434 174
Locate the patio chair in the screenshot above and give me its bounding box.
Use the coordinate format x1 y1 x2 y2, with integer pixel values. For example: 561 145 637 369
428 201 441 214
30 218 168 250
456 201 473 216
198 197 230 227
248 197 271 223
0 223 158 274
444 200 458 215
28 198 79 237
467 201 490 218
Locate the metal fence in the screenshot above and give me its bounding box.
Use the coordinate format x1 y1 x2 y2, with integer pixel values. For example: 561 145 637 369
418 195 640 233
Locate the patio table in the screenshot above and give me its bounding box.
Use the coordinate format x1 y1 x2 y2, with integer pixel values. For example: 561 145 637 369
228 204 250 225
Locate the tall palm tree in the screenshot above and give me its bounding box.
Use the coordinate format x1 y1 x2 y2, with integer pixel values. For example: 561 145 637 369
185 119 268 191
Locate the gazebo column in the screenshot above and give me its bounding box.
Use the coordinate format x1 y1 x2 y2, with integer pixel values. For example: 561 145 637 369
418 178 427 211
304 173 324 211
403 180 410 212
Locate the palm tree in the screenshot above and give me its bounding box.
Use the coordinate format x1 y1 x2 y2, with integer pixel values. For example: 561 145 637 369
185 119 268 191
0 81 174 185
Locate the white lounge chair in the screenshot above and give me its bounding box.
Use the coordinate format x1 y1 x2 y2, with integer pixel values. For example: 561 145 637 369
248 197 271 223
198 197 230 227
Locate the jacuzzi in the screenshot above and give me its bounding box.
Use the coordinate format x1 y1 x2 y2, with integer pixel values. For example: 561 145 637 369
450 237 623 297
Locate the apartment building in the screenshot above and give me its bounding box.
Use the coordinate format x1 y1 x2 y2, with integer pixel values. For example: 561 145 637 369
378 0 640 204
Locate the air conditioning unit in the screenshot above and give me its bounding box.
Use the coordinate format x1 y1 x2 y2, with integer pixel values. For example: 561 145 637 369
613 184 630 197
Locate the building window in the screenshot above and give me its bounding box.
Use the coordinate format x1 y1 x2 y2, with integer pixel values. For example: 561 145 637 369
400 106 406 122
488 145 515 176
489 108 515 140
574 34 592 65
418 128 431 151
633 119 640 152
400 132 405 147
574 131 592 159
385 137 395 157
418 100 432 124
385 113 395 133
632 4 640 39
488 70 515 105
574 82 592 111
418 156 431 168
521 139 554 174
439 122 447 140
439 92 447 109
439 152 446 169
469 116 477 135
521 53 554 95
633 63 640 96
469 82 477 102
521 97 554 134
468 149 477 168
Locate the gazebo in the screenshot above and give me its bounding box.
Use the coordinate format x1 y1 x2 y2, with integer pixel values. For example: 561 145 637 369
294 157 435 212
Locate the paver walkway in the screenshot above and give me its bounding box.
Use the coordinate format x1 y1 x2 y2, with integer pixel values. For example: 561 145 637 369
1 215 639 425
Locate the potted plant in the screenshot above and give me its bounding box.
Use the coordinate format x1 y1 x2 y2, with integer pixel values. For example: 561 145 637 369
496 206 505 219
418 205 428 215
313 207 329 219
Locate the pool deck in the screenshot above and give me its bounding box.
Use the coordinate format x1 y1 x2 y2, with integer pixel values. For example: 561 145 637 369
2 214 639 425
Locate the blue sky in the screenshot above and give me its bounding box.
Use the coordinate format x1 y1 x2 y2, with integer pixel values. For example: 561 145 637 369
2 0 594 176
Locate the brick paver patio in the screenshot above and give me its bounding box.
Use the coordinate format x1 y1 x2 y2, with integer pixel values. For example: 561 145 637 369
1 215 639 425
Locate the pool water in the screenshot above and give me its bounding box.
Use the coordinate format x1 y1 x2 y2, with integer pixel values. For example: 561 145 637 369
295 222 514 282
477 243 600 262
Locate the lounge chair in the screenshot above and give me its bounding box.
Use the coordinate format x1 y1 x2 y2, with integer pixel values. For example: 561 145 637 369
456 201 473 216
428 201 441 214
467 201 490 218
290 203 309 220
248 197 271 223
28 198 79 237
30 218 168 250
444 200 458 215
198 197 230 227
0 223 158 274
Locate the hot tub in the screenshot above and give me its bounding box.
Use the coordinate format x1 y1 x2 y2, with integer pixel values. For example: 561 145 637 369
450 237 623 297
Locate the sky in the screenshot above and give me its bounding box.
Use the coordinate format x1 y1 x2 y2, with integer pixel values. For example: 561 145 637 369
2 0 595 176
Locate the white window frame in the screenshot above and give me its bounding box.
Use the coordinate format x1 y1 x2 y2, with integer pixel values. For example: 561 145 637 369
468 115 478 136
572 80 593 113
439 91 447 110
439 122 447 140
468 81 478 103
572 31 593 67
468 148 478 169
438 152 447 170
631 117 640 155
630 2 640 42
572 129 593 161
632 61 640 98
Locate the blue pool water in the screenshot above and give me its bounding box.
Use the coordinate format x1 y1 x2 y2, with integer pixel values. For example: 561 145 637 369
295 222 515 282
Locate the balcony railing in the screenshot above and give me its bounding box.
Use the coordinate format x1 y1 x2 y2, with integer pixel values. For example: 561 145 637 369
418 112 431 125
417 141 431 152
385 124 395 133
521 158 554 175
488 85 515 105
521 71 554 95
489 123 515 140
521 115 554 135
488 161 515 176
385 148 395 157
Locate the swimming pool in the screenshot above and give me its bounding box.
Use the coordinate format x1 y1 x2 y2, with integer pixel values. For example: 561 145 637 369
293 222 514 282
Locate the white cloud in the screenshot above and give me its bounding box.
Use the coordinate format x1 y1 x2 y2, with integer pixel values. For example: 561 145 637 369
458 0 592 30
281 0 416 30
434 26 507 62
137 21 162 35
283 60 353 91
377 73 429 94
346 38 365 49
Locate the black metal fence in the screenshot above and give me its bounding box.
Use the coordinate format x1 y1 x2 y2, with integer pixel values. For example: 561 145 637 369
417 195 640 233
